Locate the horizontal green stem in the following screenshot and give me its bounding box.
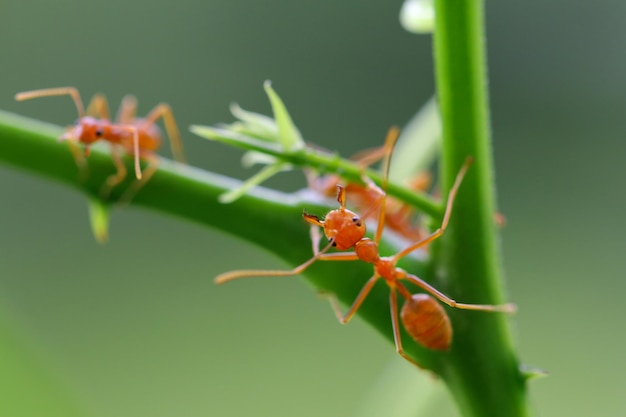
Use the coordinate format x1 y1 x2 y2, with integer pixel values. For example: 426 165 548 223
191 125 441 217
0 110 447 370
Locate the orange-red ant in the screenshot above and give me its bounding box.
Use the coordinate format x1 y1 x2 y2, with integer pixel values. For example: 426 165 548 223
15 87 185 199
215 127 515 367
306 144 431 242
307 142 504 237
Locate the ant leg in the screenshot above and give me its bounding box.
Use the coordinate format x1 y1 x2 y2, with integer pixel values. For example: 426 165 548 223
393 157 472 261
389 287 424 368
401 271 516 313
86 94 111 120
115 125 142 179
215 239 336 284
66 140 88 182
327 274 379 324
310 225 369 323
357 127 400 243
142 103 186 163
350 146 387 168
118 153 159 205
116 95 138 124
308 224 323 255
15 87 85 118
317 252 359 261
100 145 127 199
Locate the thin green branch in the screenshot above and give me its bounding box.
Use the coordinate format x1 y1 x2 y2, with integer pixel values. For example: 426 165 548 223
0 110 449 370
190 125 441 217
432 0 529 416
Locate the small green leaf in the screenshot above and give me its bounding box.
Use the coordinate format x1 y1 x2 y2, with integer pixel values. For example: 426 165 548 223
87 197 111 244
190 125 283 155
263 80 304 151
229 103 279 140
218 162 291 204
241 151 278 168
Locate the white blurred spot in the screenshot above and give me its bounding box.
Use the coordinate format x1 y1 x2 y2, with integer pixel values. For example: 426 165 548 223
399 0 435 34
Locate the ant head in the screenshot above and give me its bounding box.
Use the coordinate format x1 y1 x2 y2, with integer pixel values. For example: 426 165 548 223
304 207 366 251
60 116 107 145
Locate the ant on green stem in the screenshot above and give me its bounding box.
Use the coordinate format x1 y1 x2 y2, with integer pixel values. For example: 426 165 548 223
16 87 185 200
216 127 515 366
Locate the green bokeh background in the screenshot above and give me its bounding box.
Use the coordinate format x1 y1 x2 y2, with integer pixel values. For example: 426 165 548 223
1 1 624 416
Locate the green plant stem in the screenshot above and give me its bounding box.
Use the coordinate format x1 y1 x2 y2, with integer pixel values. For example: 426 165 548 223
0 110 447 370
433 1 528 416
191 125 441 217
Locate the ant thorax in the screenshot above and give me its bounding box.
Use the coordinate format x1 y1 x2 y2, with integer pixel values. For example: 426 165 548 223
354 238 380 264
322 208 366 251
373 257 397 280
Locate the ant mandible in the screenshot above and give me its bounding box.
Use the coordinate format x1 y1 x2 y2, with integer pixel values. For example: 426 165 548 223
15 87 186 199
216 127 515 367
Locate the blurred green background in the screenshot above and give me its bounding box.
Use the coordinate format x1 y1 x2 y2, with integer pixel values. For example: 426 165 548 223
1 1 624 416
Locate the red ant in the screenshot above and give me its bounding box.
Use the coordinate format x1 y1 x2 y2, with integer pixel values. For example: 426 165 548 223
306 143 432 242
307 142 505 242
216 127 515 367
15 87 185 199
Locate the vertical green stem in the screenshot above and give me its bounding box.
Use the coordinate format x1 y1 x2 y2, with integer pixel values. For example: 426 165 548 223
432 1 529 416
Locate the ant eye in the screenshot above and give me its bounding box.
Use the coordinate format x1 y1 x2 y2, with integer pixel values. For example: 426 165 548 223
95 129 103 136
329 238 336 247
352 217 362 226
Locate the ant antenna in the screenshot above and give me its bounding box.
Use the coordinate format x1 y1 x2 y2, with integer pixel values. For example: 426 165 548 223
374 126 400 243
15 87 85 119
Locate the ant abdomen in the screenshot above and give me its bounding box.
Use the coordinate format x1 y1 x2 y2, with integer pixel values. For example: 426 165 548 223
401 293 452 351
